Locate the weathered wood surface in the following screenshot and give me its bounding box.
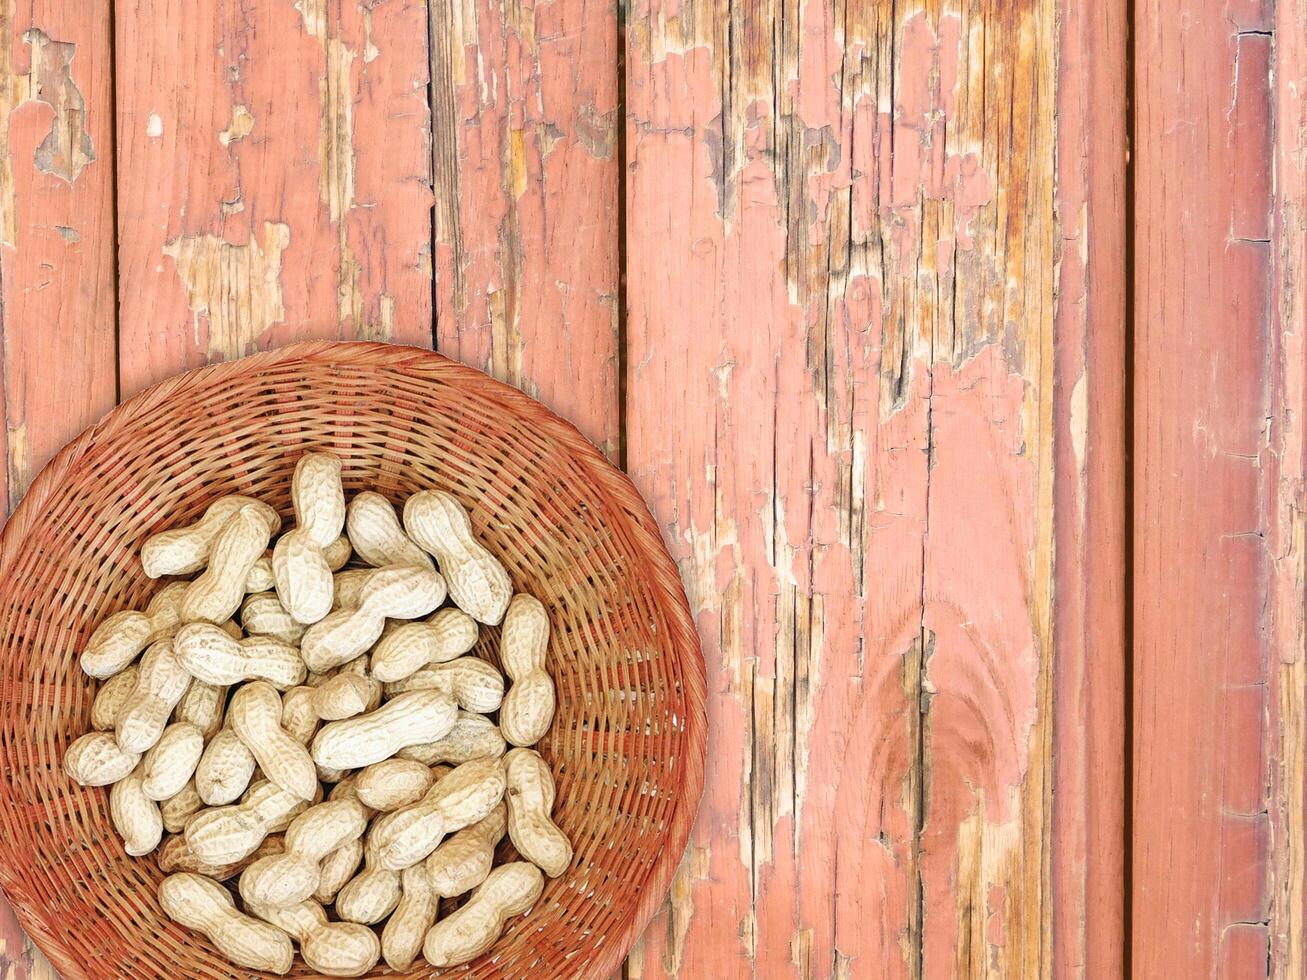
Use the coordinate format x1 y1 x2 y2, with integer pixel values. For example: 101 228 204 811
1054 0 1128 975
1133 0 1276 976
114 0 434 397
622 1 1070 977
3 0 1296 977
1271 1 1307 977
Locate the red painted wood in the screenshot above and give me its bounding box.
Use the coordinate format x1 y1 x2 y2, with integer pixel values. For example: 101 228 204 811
1133 0 1274 974
0 0 116 510
1052 0 1128 975
430 0 620 459
114 0 434 397
624 2 1061 977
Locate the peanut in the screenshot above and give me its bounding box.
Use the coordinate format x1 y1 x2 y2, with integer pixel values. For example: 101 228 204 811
421 862 543 968
239 799 367 908
310 672 373 721
503 747 572 878
80 582 186 679
314 837 364 904
141 496 279 578
334 835 401 924
175 623 305 690
354 758 436 812
110 769 162 856
331 568 372 611
499 594 555 746
398 711 506 766
369 608 479 683
90 665 139 730
373 756 505 871
115 639 192 754
404 490 512 625
279 686 321 745
172 679 226 740
159 873 294 975
180 506 274 624
185 779 313 865
270 453 346 625
384 657 504 713
425 802 507 898
229 681 318 800
160 780 205 833
157 831 284 880
64 731 140 786
241 592 305 644
247 899 381 978
383 864 439 971
311 690 457 770
196 728 257 805
290 452 347 545
248 536 350 595
300 564 446 673
272 528 335 626
141 722 204 801
347 490 433 568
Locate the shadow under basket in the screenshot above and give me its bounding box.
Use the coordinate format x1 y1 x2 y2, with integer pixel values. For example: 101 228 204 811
0 341 706 979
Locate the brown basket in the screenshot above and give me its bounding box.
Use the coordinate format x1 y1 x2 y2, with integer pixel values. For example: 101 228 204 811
0 342 706 979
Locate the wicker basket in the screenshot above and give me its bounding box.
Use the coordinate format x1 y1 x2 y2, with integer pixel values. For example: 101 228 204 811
0 342 706 979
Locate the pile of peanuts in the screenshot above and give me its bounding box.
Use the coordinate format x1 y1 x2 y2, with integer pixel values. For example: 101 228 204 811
62 452 571 975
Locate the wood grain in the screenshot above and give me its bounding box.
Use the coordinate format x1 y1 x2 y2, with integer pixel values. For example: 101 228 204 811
1133 0 1275 975
0 0 117 510
1271 1 1307 975
624 2 1058 976
114 0 434 397
1052 0 1128 975
430 0 620 459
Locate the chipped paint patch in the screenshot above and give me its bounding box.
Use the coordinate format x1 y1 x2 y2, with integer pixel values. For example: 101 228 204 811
162 221 290 360
54 225 78 242
318 37 355 224
218 104 254 145
361 5 380 62
146 112 163 138
22 29 95 182
662 843 711 977
6 421 29 503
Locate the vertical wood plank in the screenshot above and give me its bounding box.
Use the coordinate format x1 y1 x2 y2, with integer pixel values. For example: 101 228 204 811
1270 1 1307 974
0 0 116 509
1134 0 1274 975
1052 0 1128 975
114 0 435 396
624 1 1058 976
0 1 116 974
430 0 620 459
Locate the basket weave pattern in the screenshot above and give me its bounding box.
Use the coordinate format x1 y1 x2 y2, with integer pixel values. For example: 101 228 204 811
0 342 706 979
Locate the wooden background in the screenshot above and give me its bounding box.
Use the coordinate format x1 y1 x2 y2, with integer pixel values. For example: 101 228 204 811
0 0 1299 977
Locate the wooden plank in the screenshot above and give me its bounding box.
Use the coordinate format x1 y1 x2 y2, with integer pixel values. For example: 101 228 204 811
0 1 117 974
1133 0 1274 975
114 0 435 397
1052 0 1128 975
624 2 1057 976
0 0 117 509
429 0 620 459
1270 1 1307 974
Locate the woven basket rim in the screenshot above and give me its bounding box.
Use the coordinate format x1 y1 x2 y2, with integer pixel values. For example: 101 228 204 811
0 340 707 980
